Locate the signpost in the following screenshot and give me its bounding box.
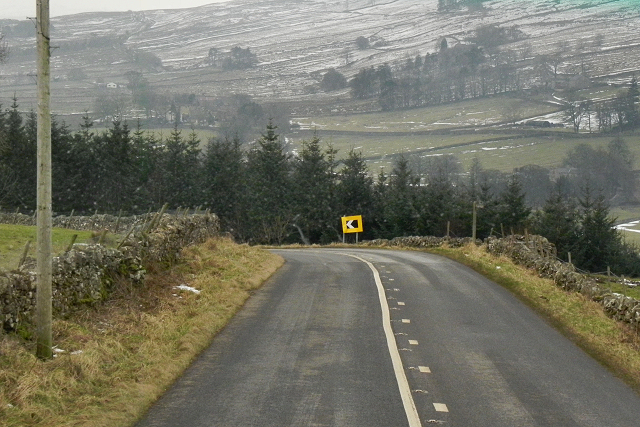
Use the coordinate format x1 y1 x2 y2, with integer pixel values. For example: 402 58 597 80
341 215 363 243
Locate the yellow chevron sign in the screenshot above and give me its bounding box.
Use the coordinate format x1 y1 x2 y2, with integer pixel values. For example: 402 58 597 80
342 215 363 234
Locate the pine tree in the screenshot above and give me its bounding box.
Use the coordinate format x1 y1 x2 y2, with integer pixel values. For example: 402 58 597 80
337 149 374 239
530 189 579 260
497 174 531 235
575 188 619 272
93 119 134 211
162 123 202 209
203 135 246 237
292 134 337 243
384 155 418 237
3 99 36 209
246 121 293 244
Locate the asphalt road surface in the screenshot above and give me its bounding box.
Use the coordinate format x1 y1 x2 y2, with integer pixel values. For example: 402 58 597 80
136 248 640 427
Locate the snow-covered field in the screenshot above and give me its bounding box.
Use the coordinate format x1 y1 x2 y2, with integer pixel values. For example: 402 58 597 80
1 0 639 114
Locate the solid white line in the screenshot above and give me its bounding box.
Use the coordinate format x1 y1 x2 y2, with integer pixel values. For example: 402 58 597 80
343 253 422 427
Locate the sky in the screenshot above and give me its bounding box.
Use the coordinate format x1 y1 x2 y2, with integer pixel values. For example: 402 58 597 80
1 1 232 20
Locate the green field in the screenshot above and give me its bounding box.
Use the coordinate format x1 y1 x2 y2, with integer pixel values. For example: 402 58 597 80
290 93 640 173
294 95 561 132
0 225 95 271
291 129 638 173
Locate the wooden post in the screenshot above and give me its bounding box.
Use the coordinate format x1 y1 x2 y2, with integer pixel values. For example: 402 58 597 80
18 240 31 269
35 0 53 360
66 234 77 252
472 201 477 241
115 209 123 233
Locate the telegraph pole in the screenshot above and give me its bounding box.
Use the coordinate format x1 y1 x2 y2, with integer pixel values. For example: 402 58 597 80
35 0 52 360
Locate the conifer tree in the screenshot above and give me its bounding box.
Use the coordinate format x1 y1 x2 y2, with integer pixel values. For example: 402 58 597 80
497 174 530 235
575 188 619 272
336 149 374 239
203 135 246 237
530 188 579 260
384 155 419 237
246 121 293 244
292 134 337 243
162 123 202 209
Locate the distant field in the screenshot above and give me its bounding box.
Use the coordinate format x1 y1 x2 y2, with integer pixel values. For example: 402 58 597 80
294 95 562 133
292 128 638 173
289 92 640 172
0 225 95 271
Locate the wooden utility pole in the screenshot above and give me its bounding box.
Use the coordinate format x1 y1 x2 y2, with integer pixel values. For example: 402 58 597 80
35 0 52 360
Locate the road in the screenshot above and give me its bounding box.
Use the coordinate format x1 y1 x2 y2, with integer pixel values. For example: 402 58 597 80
136 248 640 427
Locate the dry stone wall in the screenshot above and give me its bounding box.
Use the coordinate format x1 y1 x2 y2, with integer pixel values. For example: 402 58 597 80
485 235 640 330
0 212 219 332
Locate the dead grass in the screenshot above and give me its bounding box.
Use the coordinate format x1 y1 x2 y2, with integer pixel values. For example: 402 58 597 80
429 243 640 393
0 236 284 427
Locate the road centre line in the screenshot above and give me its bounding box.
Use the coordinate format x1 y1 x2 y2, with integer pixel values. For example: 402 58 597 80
341 253 422 427
433 403 449 413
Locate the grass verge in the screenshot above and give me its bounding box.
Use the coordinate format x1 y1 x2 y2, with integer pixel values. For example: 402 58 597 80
0 236 284 427
429 243 640 393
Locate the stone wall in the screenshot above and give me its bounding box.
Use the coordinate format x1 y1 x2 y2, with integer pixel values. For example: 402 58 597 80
362 235 476 248
485 235 640 330
0 213 220 332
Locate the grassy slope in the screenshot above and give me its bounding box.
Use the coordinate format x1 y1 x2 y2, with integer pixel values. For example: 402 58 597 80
0 236 284 427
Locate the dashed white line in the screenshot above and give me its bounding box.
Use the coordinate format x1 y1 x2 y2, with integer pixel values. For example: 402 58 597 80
409 340 419 345
434 403 449 413
419 366 431 373
402 319 411 324
398 301 406 306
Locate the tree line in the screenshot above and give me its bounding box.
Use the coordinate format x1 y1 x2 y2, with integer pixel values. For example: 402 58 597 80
0 100 639 275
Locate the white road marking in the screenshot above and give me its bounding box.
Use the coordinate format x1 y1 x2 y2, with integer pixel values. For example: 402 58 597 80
342 253 423 427
402 319 411 324
433 403 449 413
419 366 431 373
409 340 419 345
398 302 406 306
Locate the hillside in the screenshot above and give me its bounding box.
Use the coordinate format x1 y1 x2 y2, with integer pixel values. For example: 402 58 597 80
0 0 639 115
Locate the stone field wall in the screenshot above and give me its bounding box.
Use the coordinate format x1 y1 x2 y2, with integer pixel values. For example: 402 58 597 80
0 212 219 332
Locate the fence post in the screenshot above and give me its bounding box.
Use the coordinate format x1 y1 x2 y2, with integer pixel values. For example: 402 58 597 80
66 234 78 252
18 240 31 268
